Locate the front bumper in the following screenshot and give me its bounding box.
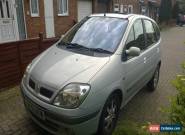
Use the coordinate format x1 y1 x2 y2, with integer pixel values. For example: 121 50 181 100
21 82 100 135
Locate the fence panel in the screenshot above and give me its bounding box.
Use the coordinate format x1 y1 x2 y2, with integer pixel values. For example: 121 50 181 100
0 35 59 89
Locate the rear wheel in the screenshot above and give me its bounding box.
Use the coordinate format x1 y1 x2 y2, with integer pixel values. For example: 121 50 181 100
147 65 160 91
97 93 121 135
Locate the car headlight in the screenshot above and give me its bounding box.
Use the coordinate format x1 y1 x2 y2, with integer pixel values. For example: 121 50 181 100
53 83 90 109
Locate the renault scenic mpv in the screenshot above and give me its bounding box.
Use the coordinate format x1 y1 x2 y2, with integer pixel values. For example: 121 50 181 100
21 14 161 135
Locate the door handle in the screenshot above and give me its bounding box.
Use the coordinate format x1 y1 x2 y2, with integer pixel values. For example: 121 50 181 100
144 57 146 64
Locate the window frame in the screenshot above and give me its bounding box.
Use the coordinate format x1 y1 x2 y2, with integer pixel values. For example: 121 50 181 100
30 0 39 17
58 0 69 16
122 18 146 61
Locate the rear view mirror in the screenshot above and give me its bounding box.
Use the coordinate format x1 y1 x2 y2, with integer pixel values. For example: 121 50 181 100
126 47 141 57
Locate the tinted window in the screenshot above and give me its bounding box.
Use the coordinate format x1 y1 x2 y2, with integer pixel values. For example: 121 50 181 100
133 19 145 50
144 20 157 46
62 17 128 53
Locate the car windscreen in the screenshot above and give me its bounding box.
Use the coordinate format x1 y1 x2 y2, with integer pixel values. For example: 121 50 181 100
61 17 128 53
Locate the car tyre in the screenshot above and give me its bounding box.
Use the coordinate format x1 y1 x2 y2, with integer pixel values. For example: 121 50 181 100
147 65 160 91
97 93 121 135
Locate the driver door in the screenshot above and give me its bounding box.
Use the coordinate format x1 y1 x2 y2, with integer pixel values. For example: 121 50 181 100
122 19 147 103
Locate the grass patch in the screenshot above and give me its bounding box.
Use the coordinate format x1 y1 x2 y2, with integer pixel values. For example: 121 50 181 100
113 120 152 135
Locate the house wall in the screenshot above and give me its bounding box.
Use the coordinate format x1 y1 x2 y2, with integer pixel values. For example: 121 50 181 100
23 0 77 39
23 0 46 38
53 0 77 37
93 0 110 13
23 0 175 39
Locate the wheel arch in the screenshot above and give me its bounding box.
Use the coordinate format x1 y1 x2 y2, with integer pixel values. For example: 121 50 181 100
109 89 123 108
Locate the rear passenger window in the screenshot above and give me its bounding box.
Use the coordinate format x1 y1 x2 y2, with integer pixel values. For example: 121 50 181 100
144 20 157 47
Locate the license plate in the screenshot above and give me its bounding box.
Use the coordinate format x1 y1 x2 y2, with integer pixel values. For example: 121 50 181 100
25 98 46 120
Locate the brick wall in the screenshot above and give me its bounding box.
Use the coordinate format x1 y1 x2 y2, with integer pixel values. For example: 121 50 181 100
23 0 77 39
23 0 46 38
53 0 77 38
93 0 110 13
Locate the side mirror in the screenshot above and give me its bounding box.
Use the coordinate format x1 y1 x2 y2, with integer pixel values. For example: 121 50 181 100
126 47 141 57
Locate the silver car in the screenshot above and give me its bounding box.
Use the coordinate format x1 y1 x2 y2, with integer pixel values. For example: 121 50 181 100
21 13 161 135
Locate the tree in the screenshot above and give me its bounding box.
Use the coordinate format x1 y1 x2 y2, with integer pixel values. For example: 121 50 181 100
172 1 180 19
159 0 172 23
177 0 185 14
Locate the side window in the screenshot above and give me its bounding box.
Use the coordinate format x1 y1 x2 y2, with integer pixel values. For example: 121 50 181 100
30 0 39 17
153 22 160 41
133 19 145 50
144 20 157 47
58 0 68 16
125 27 135 50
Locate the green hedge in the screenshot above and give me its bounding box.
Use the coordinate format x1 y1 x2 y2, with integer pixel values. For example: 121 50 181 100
170 63 185 134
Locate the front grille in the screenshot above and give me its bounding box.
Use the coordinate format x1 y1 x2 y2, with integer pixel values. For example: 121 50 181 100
40 87 53 98
29 79 35 90
28 78 54 99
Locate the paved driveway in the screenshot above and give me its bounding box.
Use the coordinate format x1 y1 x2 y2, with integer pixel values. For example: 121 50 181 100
0 27 185 135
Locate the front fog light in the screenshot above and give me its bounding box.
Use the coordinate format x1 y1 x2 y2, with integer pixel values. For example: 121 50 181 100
53 83 90 109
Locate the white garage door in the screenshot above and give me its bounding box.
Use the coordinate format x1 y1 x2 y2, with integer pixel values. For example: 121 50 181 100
78 0 92 22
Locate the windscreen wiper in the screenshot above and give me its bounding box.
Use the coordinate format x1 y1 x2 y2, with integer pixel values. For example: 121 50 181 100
58 41 68 46
58 41 88 50
66 43 88 49
89 48 113 54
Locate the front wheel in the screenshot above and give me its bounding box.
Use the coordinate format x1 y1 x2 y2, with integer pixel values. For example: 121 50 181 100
147 65 160 91
97 93 121 135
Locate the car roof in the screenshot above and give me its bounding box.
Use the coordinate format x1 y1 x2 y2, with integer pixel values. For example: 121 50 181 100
90 13 151 20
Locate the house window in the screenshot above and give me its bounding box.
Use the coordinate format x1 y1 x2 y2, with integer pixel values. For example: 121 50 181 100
128 5 133 13
30 0 39 17
114 4 119 13
0 0 4 18
5 0 10 18
58 0 68 16
123 5 128 13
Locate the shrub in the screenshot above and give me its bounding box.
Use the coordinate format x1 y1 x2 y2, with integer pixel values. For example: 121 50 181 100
170 63 185 134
